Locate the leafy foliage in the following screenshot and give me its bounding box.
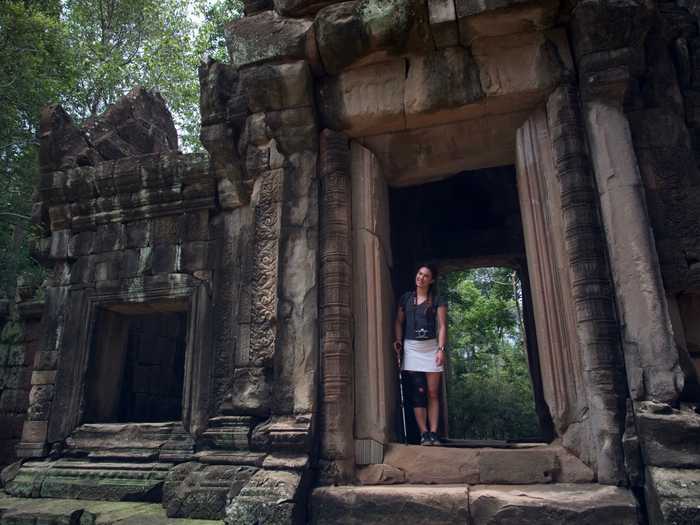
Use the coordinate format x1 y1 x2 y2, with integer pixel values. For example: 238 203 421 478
61 0 243 150
441 267 540 440
0 1 75 296
0 0 242 300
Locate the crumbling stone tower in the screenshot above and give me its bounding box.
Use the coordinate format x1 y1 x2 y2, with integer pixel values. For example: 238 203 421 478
2 0 700 523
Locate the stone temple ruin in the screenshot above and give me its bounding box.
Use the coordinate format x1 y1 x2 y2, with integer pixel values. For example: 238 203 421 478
1 0 700 523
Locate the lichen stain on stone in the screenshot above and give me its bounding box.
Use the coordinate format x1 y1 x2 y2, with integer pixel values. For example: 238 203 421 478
358 0 409 42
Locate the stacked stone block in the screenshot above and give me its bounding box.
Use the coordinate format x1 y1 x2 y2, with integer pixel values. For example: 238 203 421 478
0 316 40 469
198 41 321 525
4 0 700 523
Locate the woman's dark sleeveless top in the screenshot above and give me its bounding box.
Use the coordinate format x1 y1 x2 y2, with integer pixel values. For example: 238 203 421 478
399 291 447 340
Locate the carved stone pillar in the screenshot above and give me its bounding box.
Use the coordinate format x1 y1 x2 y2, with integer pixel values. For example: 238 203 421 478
583 96 683 403
571 0 684 405
351 141 396 458
318 130 354 482
546 83 628 485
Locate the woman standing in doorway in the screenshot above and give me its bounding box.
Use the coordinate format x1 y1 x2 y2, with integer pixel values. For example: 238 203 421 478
393 264 448 446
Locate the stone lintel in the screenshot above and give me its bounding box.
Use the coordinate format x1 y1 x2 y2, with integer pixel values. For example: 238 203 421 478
317 32 569 140
362 109 531 187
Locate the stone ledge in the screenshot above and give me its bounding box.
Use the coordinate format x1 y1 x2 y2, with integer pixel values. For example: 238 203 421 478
645 466 700 524
0 494 222 524
637 403 700 468
311 484 469 525
310 483 639 524
4 459 174 501
379 443 593 485
470 484 640 524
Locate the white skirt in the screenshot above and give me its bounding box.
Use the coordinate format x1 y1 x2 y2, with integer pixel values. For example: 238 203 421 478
403 338 443 372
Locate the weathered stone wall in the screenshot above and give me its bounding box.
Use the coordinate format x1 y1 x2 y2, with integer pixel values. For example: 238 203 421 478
623 2 700 399
567 0 700 520
9 0 700 523
21 150 217 455
630 4 700 522
0 309 42 469
222 0 615 491
198 46 321 525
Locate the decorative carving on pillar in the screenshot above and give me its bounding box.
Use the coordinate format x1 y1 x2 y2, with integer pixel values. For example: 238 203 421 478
571 1 684 405
249 169 284 367
516 108 587 456
318 129 354 482
546 83 627 485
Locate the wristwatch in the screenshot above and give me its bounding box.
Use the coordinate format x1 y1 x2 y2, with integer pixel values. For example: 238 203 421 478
438 346 446 353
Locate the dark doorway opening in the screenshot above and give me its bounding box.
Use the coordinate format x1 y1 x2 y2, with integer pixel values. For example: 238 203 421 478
673 293 700 400
83 303 187 423
389 166 553 445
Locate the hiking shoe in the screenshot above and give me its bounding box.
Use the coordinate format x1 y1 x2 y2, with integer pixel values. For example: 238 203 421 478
429 432 440 446
420 432 432 446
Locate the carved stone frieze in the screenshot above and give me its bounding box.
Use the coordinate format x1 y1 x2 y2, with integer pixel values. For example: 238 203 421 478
249 169 284 367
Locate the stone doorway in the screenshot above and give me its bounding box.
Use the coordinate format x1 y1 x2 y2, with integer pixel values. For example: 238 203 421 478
83 305 187 424
388 167 551 445
347 100 595 469
348 136 561 463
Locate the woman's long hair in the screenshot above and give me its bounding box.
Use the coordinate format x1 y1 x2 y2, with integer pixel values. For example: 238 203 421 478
414 263 439 314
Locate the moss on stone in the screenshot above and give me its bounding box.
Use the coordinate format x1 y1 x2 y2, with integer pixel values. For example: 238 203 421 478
1 322 23 345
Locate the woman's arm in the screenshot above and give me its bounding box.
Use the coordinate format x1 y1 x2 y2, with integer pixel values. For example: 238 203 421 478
394 306 406 350
393 306 405 364
436 305 447 367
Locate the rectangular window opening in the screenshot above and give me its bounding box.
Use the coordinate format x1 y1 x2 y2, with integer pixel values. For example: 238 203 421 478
83 302 188 424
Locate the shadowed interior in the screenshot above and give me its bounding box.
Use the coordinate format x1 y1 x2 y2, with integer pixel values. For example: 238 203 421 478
83 305 187 423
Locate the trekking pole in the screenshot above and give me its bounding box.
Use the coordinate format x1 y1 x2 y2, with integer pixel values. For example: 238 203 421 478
397 350 408 444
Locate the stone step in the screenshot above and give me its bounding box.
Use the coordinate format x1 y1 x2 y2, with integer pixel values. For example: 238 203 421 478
0 495 222 524
4 459 172 502
356 443 594 485
310 483 641 525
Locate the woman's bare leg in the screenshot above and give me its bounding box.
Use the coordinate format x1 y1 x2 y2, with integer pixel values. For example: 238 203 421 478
426 372 442 433
413 407 428 434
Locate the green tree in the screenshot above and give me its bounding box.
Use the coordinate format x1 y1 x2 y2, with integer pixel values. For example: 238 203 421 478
0 1 75 296
441 267 540 440
61 0 243 150
193 0 244 63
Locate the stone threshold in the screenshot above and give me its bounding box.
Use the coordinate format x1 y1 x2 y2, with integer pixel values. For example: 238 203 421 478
310 483 641 524
0 494 223 524
435 439 547 448
357 443 594 485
